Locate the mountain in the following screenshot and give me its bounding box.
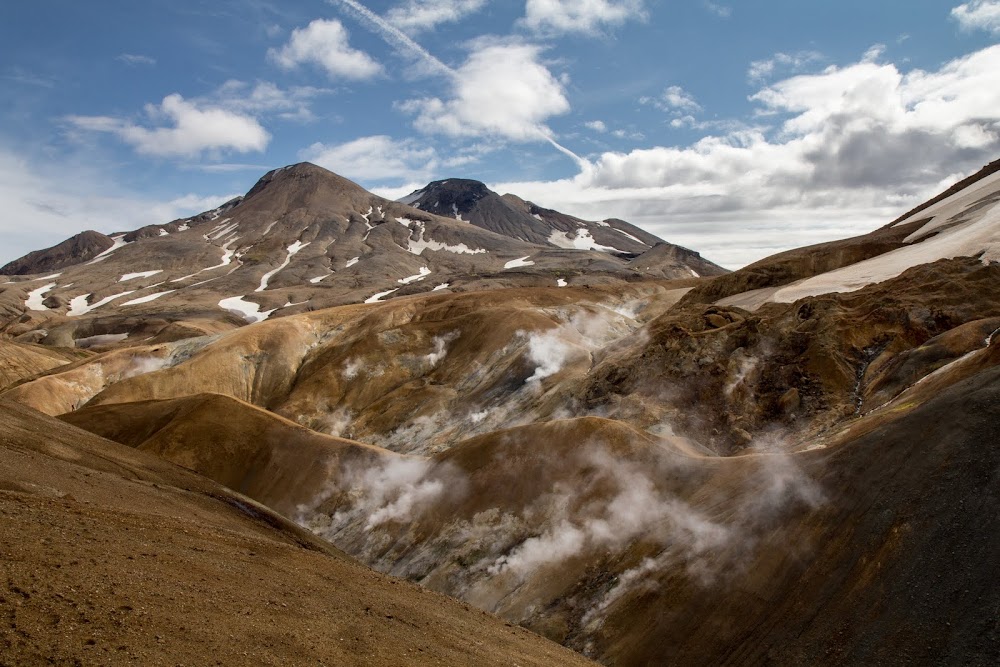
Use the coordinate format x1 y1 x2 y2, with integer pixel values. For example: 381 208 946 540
399 177 723 277
0 163 723 350
1 159 998 665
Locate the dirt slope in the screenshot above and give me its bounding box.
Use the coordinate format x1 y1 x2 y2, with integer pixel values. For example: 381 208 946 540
0 399 594 667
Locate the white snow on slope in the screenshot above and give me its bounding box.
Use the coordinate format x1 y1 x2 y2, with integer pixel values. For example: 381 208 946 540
261 220 279 236
119 270 162 282
399 267 431 284
257 240 310 292
612 227 648 245
892 170 1000 231
309 272 332 284
433 283 450 291
720 178 1000 310
365 288 399 303
87 235 129 265
68 291 136 316
121 290 175 306
177 223 190 232
206 220 238 241
25 283 57 310
557 278 568 287
504 256 535 269
548 228 620 253
396 216 419 227
408 225 486 256
158 229 169 237
33 273 62 281
346 257 360 268
171 237 239 283
398 191 424 206
452 203 466 222
219 295 276 323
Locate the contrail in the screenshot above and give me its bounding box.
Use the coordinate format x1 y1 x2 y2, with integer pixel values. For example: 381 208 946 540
329 0 586 168
328 0 456 79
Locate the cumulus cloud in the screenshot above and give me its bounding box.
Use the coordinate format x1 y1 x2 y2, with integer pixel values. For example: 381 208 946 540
489 44 1000 268
951 0 1000 34
642 85 702 113
268 18 383 80
66 94 270 158
301 135 440 182
399 42 570 142
522 0 647 35
585 120 608 132
386 0 489 33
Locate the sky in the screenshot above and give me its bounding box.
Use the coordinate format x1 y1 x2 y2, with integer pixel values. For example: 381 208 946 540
2 1 1000 268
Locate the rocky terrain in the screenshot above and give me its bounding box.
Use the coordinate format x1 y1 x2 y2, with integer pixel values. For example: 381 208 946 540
0 163 723 349
1 160 999 665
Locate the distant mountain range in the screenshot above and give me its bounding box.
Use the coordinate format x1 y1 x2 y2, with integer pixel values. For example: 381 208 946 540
0 162 724 346
2 158 999 666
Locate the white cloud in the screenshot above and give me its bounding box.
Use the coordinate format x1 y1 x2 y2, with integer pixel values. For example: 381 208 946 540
67 94 271 158
488 44 1000 268
642 85 702 113
301 135 440 182
702 1 731 18
522 0 647 34
116 53 156 66
585 120 608 132
399 42 570 142
951 0 1000 34
386 0 489 33
268 18 383 80
0 148 237 266
212 80 331 122
748 51 824 84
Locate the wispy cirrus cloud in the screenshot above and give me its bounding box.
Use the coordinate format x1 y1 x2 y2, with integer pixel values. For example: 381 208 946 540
116 53 156 66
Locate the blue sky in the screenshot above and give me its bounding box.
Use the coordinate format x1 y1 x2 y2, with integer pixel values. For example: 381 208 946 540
2 1 999 267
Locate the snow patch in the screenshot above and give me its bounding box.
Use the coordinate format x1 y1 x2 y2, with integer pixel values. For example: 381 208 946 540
218 295 276 323
432 283 450 292
87 235 129 265
504 256 535 269
398 190 424 206
309 272 333 284
398 267 431 284
557 278 568 287
365 288 399 303
25 283 57 311
256 240 310 292
33 273 62 281
408 224 486 256
346 257 360 268
548 228 620 253
119 270 162 282
612 227 648 245
171 237 239 282
158 228 169 237
67 291 137 316
261 220 279 236
121 290 175 306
